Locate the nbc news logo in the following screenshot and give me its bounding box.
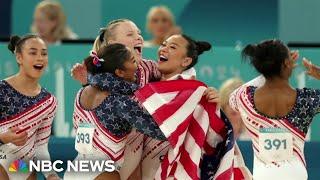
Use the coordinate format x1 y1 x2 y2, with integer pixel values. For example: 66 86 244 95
8 159 28 173
7 159 115 173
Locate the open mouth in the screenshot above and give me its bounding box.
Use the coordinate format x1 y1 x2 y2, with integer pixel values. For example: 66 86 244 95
134 46 142 54
159 55 168 62
33 64 44 70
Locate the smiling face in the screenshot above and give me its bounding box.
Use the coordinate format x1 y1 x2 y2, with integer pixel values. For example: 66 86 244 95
16 38 48 79
108 21 144 60
115 48 138 82
157 34 192 78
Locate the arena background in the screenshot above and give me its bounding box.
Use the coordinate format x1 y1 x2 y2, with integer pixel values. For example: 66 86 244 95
1 0 320 179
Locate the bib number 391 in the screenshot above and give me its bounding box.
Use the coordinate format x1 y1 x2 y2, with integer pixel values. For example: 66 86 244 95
264 138 287 150
75 123 95 154
259 128 293 163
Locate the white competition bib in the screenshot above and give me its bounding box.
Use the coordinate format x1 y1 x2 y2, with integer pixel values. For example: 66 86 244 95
75 123 95 154
259 128 293 163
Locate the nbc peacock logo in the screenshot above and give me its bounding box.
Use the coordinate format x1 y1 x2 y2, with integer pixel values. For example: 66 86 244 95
8 159 28 173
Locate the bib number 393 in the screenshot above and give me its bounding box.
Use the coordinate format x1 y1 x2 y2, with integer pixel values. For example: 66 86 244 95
259 128 293 162
75 123 95 154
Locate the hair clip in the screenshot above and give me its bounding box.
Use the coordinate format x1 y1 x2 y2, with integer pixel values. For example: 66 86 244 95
90 50 104 67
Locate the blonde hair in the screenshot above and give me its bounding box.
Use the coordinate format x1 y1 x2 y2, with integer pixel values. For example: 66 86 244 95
146 6 175 32
31 0 76 41
92 19 132 52
92 36 103 52
219 78 244 110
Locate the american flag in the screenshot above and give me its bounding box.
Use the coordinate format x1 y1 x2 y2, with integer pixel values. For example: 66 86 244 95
135 79 239 180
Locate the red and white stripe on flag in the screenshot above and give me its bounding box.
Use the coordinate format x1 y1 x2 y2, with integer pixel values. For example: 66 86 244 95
135 79 235 180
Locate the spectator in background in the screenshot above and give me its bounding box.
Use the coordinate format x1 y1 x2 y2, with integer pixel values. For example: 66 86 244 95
31 0 78 45
219 77 252 179
144 5 181 47
220 77 249 139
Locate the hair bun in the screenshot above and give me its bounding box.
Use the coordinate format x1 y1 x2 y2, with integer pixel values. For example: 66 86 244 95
196 41 211 55
8 35 21 54
242 44 257 58
242 40 290 78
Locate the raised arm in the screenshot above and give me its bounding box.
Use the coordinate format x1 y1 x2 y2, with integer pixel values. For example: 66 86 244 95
303 58 320 80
